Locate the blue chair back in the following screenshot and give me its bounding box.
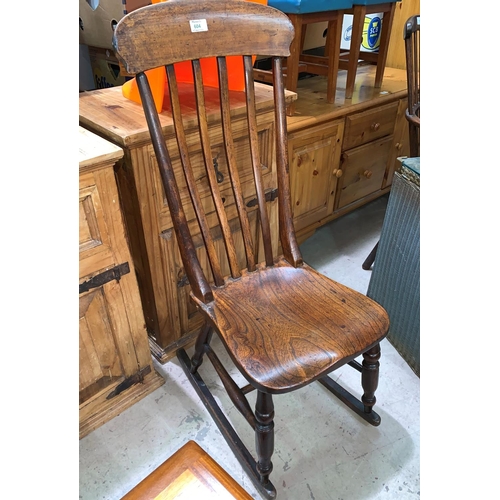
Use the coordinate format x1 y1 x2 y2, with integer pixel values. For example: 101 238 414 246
268 0 353 15
352 0 400 5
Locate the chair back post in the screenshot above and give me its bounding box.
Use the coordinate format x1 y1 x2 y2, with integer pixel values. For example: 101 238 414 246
403 14 420 157
271 56 303 267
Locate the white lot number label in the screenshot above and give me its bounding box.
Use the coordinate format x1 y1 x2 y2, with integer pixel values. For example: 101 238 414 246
190 19 208 32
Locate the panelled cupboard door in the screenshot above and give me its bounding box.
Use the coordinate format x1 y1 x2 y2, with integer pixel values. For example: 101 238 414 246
79 278 143 405
289 119 344 233
336 135 393 210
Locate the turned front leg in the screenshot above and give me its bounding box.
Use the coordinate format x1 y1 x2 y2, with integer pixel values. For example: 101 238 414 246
361 343 381 413
255 391 274 486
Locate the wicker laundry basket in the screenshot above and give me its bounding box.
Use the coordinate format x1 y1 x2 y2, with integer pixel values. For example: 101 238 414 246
367 157 420 376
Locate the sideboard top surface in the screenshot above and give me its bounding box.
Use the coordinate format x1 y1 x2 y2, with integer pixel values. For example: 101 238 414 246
79 66 407 146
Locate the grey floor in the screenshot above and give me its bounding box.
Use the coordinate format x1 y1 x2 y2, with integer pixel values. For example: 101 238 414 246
79 195 420 499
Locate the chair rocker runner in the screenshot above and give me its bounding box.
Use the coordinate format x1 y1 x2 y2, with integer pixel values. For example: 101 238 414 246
113 1 390 498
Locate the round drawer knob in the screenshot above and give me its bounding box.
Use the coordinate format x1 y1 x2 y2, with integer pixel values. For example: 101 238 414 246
333 168 343 178
395 142 403 150
371 122 380 131
363 170 372 179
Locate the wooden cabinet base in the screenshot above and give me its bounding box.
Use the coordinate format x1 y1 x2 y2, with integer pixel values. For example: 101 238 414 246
79 369 165 439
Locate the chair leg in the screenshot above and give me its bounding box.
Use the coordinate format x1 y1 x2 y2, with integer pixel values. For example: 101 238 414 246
255 391 275 487
374 4 396 88
361 343 381 414
177 348 278 499
190 322 213 373
285 14 303 116
324 14 343 104
300 23 307 55
408 122 420 157
317 366 381 426
362 241 379 270
345 5 365 99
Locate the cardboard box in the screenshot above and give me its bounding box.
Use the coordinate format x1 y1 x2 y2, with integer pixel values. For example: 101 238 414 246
79 0 150 49
88 46 130 89
80 44 95 91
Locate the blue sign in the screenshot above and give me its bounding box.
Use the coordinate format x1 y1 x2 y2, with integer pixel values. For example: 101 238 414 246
367 17 381 49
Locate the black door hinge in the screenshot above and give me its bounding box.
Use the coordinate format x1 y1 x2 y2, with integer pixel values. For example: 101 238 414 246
79 262 130 294
106 366 152 400
246 188 278 208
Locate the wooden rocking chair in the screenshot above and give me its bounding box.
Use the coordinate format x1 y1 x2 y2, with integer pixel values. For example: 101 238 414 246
113 1 389 498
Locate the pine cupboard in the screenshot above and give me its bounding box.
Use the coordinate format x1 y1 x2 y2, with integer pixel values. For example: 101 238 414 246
79 127 164 438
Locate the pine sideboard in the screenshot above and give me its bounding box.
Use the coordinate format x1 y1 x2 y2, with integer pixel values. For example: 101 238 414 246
79 66 409 363
79 126 164 438
286 65 410 243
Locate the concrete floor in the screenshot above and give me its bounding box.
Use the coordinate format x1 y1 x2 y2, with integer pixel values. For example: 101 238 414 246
79 195 420 499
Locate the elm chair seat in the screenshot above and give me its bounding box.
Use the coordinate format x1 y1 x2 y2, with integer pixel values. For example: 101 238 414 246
261 0 354 115
342 0 401 99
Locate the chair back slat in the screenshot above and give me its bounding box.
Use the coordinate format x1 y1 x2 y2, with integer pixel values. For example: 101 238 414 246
404 15 420 116
192 58 242 280
165 63 225 287
217 56 257 273
113 0 296 74
243 55 274 267
272 57 303 267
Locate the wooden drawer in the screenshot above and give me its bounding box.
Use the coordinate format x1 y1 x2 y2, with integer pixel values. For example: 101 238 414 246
336 136 393 210
342 101 399 150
